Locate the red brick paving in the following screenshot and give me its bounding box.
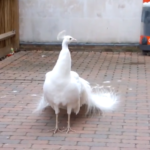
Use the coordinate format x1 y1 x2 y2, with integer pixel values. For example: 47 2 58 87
0 51 150 150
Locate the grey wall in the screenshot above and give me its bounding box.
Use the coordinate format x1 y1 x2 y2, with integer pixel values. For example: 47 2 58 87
19 0 143 43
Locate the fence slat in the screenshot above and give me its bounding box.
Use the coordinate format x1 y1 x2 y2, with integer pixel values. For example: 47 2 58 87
0 31 16 41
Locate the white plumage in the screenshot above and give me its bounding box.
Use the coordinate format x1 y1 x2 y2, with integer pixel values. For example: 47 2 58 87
35 31 118 133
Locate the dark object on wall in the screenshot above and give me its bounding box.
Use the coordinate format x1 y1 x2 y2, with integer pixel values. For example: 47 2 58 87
142 37 148 45
140 1 150 55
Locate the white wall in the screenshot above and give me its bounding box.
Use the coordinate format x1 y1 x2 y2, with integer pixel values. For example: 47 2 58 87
19 0 143 43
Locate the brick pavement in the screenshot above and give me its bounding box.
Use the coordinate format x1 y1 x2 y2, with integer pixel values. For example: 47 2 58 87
0 51 150 150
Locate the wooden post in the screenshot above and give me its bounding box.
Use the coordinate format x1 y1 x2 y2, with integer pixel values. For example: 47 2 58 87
0 0 5 48
14 0 19 50
0 0 19 58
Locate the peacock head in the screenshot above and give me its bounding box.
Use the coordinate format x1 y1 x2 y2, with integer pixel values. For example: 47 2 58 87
57 30 77 44
63 35 77 44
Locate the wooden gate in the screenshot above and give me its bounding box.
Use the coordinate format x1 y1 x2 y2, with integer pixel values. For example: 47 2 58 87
0 0 19 58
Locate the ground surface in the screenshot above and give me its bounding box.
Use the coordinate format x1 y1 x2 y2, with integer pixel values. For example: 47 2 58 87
0 51 150 150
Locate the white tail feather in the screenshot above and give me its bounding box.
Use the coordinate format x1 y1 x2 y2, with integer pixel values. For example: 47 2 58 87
91 86 119 111
80 79 119 115
33 96 49 114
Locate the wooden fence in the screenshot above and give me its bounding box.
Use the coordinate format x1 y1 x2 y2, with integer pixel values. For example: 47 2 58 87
0 0 19 58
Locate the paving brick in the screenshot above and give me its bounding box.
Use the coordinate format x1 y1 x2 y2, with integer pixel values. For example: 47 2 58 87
122 139 149 144
26 132 53 137
93 138 121 143
53 133 80 137
91 148 120 150
0 140 20 144
3 144 32 149
78 141 106 147
109 135 135 140
61 145 90 150
136 136 150 140
31 144 61 149
0 148 14 150
10 136 37 140
65 137 92 142
0 136 11 140
121 148 150 150
107 143 135 148
21 139 48 144
1 132 26 136
80 134 108 139
38 136 65 141
0 129 16 132
49 141 77 146
136 144 150 149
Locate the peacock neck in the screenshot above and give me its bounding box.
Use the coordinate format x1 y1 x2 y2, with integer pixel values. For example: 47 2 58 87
52 40 71 78
62 40 69 50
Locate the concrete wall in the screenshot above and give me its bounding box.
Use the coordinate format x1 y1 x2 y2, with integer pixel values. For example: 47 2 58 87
19 0 143 43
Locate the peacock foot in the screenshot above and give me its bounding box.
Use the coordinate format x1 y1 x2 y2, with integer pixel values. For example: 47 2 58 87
50 128 64 134
60 127 76 134
66 127 76 134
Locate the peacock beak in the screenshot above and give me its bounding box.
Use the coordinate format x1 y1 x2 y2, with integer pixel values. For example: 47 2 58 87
73 38 77 42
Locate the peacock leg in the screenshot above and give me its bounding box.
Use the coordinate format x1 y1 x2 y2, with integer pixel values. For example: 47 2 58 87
50 114 62 134
53 114 59 134
66 114 76 133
